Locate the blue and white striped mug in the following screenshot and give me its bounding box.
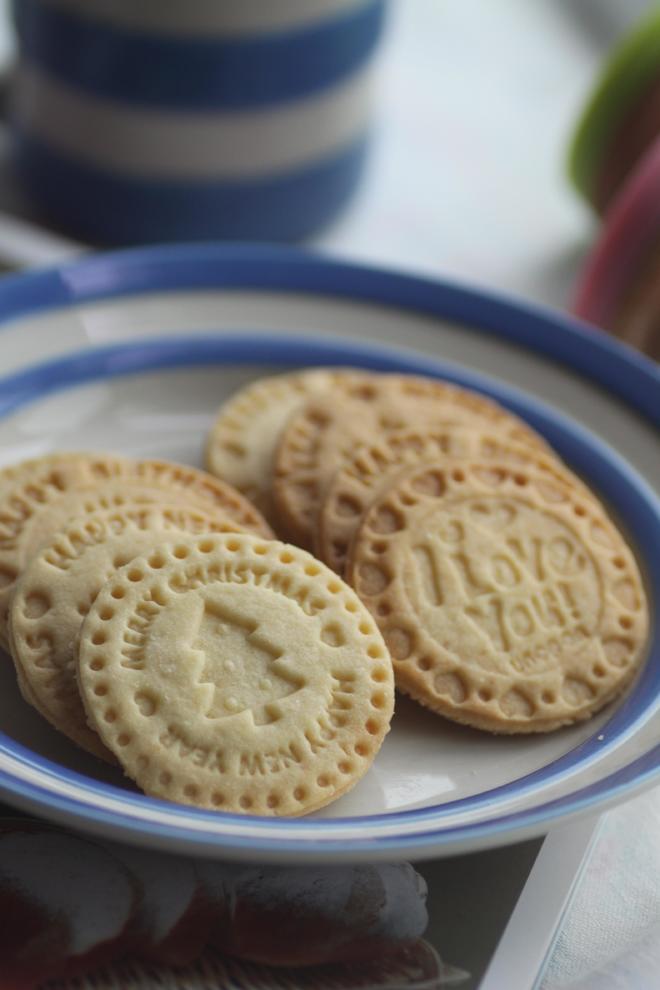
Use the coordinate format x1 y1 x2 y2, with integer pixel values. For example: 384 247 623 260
10 0 386 244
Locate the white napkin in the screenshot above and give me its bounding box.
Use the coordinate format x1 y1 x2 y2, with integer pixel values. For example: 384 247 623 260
542 783 660 988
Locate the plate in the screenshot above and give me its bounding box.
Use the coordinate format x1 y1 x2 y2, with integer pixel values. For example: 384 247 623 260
0 243 657 862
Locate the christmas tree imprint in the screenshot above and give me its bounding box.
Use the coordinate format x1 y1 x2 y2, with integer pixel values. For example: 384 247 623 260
191 600 305 725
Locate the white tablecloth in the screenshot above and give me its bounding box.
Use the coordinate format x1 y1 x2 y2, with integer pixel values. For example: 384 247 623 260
317 2 659 987
542 789 660 988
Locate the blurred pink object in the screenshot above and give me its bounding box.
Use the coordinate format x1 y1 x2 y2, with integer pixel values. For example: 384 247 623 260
573 136 660 359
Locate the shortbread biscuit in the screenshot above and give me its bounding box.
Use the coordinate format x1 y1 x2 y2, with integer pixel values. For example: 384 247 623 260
205 368 372 517
0 457 272 648
10 505 251 759
348 460 648 733
272 374 549 549
0 451 131 499
78 534 395 814
318 425 585 575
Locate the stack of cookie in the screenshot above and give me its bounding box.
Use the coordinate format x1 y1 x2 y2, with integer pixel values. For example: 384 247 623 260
206 368 648 736
0 367 648 819
2 450 395 816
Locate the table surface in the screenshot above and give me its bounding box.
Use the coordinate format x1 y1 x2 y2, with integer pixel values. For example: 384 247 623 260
0 2 658 988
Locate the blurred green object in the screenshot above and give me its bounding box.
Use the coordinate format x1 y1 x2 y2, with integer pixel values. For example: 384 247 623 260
568 3 660 212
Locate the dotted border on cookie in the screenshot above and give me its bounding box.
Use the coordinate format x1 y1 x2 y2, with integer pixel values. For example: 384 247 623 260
78 534 395 816
349 461 648 733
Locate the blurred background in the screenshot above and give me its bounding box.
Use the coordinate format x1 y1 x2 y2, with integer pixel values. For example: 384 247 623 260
0 0 652 309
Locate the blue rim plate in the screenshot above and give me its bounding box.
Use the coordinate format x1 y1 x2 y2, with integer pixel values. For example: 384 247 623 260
0 243 657 862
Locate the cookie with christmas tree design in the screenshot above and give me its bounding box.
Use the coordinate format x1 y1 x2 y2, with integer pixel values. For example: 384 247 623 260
77 534 394 816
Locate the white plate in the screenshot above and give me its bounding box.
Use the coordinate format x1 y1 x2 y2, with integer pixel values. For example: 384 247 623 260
0 244 658 862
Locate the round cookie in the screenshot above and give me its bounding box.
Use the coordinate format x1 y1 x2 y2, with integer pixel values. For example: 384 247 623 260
0 485 183 654
0 451 131 499
10 505 252 759
348 460 648 734
0 452 132 647
78 533 395 814
318 425 585 576
204 368 372 517
272 374 548 550
0 457 272 648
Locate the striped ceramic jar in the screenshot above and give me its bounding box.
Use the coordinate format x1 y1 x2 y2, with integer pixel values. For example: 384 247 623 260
10 0 386 244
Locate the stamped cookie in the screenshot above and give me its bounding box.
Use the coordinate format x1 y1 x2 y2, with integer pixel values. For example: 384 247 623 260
0 450 133 502
0 451 123 489
10 505 252 759
318 425 585 575
348 460 648 733
78 534 395 814
0 450 133 494
272 374 549 549
0 457 272 648
205 368 372 517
